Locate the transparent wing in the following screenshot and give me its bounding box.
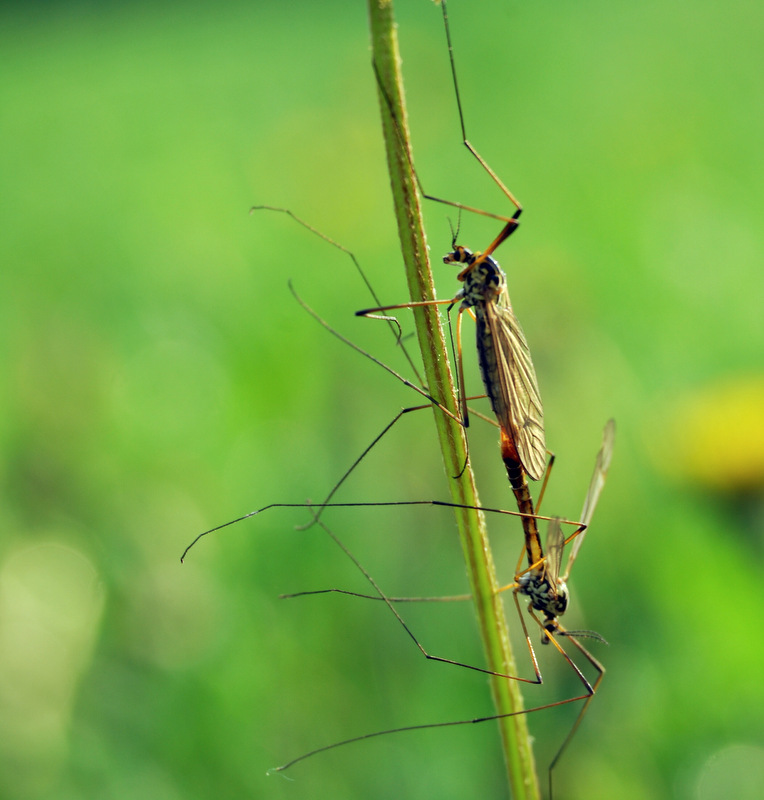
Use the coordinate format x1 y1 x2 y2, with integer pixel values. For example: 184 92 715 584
562 418 616 582
544 516 564 589
481 299 546 480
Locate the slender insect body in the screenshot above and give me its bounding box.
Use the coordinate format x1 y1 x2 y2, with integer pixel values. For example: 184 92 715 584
502 450 544 565
439 244 547 481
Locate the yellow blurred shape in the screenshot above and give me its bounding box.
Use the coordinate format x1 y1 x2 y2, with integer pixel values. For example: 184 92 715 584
658 375 764 492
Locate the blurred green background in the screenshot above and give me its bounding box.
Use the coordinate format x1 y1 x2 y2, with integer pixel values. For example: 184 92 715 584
2 0 763 798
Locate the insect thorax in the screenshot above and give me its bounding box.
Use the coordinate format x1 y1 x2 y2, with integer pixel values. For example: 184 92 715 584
518 571 569 618
444 247 507 310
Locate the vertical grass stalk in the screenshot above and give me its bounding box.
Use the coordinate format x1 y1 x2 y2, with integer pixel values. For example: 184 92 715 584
367 2 540 798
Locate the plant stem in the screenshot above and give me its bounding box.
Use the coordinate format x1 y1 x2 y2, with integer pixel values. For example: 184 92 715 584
366 2 540 798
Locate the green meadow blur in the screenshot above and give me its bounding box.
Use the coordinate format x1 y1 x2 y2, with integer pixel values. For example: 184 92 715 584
2 0 763 798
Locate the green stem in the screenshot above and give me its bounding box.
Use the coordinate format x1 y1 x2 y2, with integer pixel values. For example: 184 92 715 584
367 2 540 799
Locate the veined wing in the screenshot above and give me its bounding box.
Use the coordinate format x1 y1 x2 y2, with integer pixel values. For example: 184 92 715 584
563 418 616 581
544 516 564 590
478 298 546 480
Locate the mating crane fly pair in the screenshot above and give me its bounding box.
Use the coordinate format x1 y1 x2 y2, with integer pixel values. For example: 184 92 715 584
183 0 614 796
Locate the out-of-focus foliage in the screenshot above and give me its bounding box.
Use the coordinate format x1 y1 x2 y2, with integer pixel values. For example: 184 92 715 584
1 1 762 798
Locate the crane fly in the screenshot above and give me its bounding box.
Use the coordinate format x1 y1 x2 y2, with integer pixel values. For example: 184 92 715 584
509 420 615 656
359 0 546 484
507 418 615 796
261 420 614 800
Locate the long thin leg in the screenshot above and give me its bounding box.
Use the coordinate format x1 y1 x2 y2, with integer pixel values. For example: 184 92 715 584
547 635 605 799
306 515 544 684
300 393 504 532
251 209 497 512
181 498 585 563
182 283 527 559
268 607 603 777
372 57 513 229
371 0 524 234
355 297 454 316
289 287 497 523
294 286 459 424
249 211 488 529
281 496 582 607
441 0 520 210
435 0 522 219
266 513 612 778
355 296 472 437
535 453 556 513
283 514 595 721
354 295 476 442
454 305 470 427
251 204 426 386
